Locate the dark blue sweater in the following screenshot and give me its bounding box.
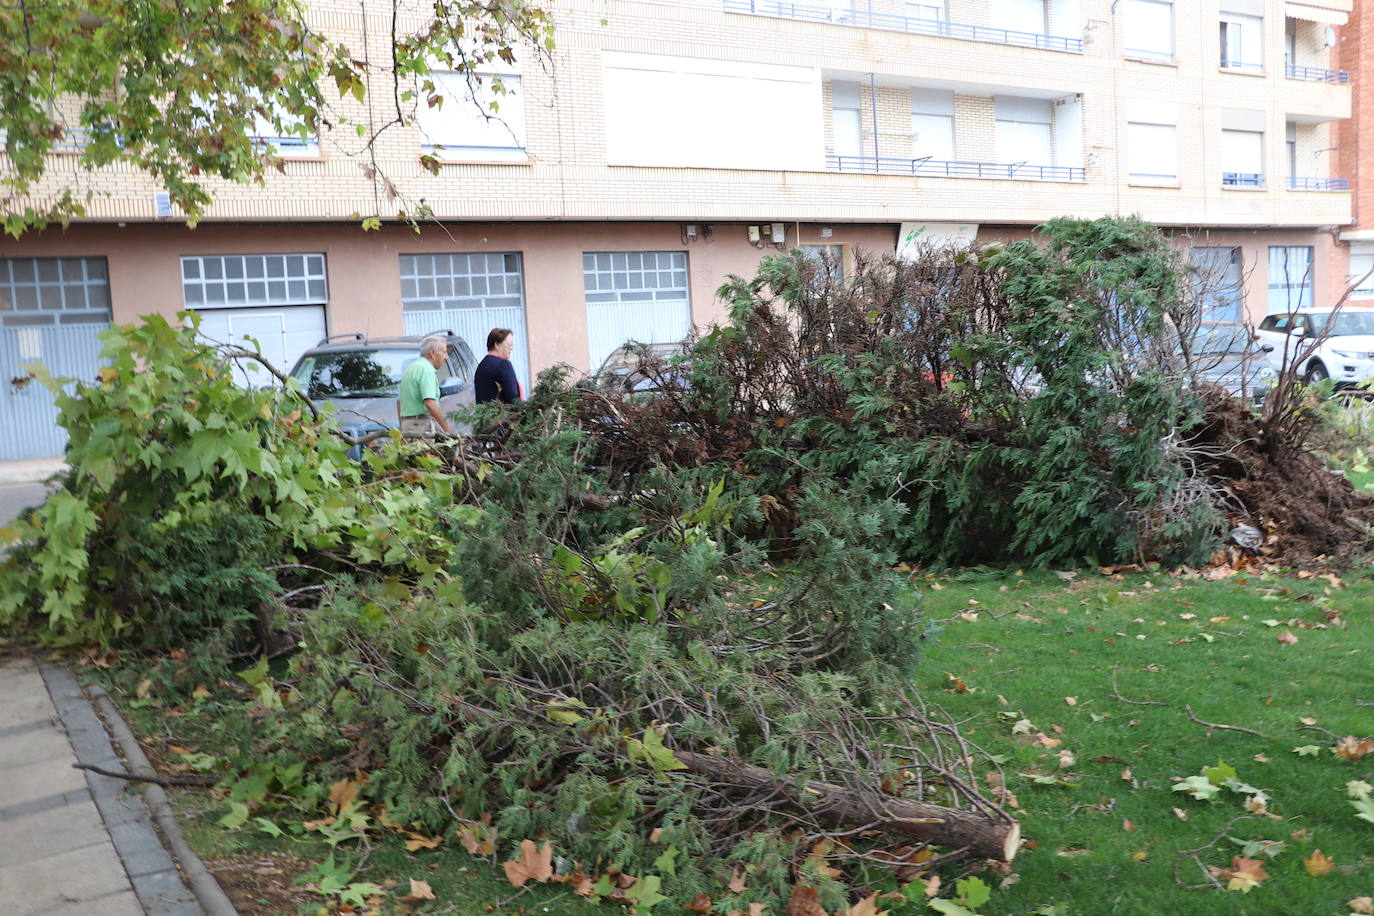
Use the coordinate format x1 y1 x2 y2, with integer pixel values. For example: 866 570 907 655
474 355 522 404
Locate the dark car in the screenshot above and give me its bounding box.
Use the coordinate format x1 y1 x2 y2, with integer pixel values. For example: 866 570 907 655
288 332 476 456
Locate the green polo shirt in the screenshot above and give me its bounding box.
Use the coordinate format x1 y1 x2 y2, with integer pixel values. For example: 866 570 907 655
398 357 440 418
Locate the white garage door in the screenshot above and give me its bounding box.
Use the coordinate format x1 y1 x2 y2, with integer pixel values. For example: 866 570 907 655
584 251 692 372
182 253 329 386
400 252 530 390
0 256 112 461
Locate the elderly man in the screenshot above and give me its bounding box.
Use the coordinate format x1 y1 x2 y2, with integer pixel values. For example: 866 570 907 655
397 335 456 436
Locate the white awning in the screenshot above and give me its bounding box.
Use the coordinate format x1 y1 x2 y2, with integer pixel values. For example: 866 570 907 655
1284 3 1348 26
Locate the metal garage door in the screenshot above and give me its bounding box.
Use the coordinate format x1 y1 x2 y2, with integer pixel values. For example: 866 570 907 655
183 253 329 386
0 257 111 461
584 251 691 372
400 252 529 391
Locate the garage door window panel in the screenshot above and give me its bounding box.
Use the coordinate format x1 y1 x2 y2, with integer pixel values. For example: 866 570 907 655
1 256 112 327
182 254 327 308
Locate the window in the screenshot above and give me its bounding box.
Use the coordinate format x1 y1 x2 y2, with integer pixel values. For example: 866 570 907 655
831 82 863 161
1126 122 1178 185
1121 0 1174 62
1220 13 1263 72
992 0 1047 35
181 254 327 308
582 252 689 303
911 88 955 165
248 99 318 156
799 244 845 280
400 253 524 311
417 72 526 161
1221 129 1264 187
1267 246 1313 312
1348 244 1374 299
906 1 945 33
1285 19 1297 68
995 96 1053 166
1190 247 1243 321
0 257 110 327
1286 122 1298 179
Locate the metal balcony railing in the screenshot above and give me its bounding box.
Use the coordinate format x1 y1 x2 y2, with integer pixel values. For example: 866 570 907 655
722 0 1083 53
1284 62 1350 84
1222 172 1264 188
827 154 1085 182
1287 176 1350 191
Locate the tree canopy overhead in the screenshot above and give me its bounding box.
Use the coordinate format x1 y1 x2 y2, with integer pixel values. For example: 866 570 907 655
0 0 554 236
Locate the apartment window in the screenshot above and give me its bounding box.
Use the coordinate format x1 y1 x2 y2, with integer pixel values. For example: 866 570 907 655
1120 0 1174 63
832 81 863 161
418 72 526 161
1220 11 1263 72
1267 246 1313 312
1349 245 1374 299
992 0 1047 35
249 100 318 156
1190 247 1243 321
995 96 1053 166
0 257 111 327
911 88 955 165
800 244 845 280
906 1 945 33
1221 128 1264 187
1286 122 1298 178
1285 20 1297 68
1126 123 1177 185
181 254 327 308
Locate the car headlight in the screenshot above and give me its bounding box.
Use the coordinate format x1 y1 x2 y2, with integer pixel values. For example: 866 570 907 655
1331 349 1374 360
1257 366 1275 378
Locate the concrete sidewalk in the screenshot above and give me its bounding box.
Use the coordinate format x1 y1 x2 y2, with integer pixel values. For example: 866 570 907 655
0 659 202 915
0 458 67 486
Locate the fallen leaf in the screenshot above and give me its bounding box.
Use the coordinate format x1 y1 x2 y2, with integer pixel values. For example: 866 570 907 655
191 685 211 699
404 831 442 851
1348 896 1373 914
1121 768 1134 783
1334 737 1374 761
1064 697 1077 706
1056 848 1090 858
1055 570 1078 581
924 875 941 897
1171 807 1189 821
1277 630 1299 645
1058 749 1076 769
685 893 712 912
401 878 436 901
502 839 553 887
328 777 361 814
1252 754 1270 763
843 893 885 916
1122 818 1136 832
1305 849 1335 877
649 827 663 843
1213 856 1269 893
569 870 595 897
457 819 497 856
1300 716 1318 725
728 867 748 894
788 885 826 916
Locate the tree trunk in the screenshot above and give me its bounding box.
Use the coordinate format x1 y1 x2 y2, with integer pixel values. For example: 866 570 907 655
674 751 1019 863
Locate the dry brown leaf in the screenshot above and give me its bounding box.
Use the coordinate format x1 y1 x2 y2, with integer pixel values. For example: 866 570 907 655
191 685 211 699
1121 768 1134 782
570 871 595 897
328 777 361 814
684 893 713 913
1305 849 1335 877
843 893 886 916
728 868 748 894
400 879 436 901
1277 630 1299 645
923 875 941 898
1064 696 1077 706
457 819 497 857
1213 857 1269 892
1122 818 1136 832
1334 737 1374 761
649 827 663 843
1058 749 1076 769
502 839 554 887
404 831 442 852
1348 896 1373 914
788 885 828 916
1171 807 1189 820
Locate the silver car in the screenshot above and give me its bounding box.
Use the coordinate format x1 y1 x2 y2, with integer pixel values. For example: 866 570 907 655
1182 321 1276 404
288 333 476 455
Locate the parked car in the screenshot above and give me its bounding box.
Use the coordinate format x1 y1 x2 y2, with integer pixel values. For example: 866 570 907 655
1256 308 1374 388
1183 321 1276 404
288 332 476 456
586 342 689 394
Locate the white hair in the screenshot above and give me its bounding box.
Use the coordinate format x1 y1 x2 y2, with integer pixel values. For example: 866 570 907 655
420 335 448 358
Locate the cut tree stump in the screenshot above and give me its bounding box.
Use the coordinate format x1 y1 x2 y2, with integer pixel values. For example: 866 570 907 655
674 751 1019 863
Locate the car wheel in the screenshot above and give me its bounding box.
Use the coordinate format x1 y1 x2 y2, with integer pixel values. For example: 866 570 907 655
1305 362 1329 383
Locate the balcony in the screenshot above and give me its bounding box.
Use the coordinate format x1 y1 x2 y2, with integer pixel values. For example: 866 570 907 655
827 154 1084 182
1284 63 1350 84
1222 172 1264 188
1287 176 1350 191
722 0 1083 53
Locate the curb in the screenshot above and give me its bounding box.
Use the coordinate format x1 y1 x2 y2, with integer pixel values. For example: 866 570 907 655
42 665 239 916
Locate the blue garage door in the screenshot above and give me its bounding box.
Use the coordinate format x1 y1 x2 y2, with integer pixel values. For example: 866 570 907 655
0 257 111 461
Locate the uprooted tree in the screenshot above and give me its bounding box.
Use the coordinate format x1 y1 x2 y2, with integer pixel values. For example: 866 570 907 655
2 216 1370 911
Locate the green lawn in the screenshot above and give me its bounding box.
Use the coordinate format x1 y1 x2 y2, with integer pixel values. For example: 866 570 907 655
1348 469 1374 493
909 566 1374 916
123 565 1374 915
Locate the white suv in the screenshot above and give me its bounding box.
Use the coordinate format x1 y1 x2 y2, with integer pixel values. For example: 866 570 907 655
1255 309 1374 388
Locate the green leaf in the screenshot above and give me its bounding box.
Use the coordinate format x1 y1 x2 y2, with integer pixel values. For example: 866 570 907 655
1352 796 1374 826
1173 775 1221 801
338 882 385 907
930 899 978 916
624 874 669 912
626 726 687 772
218 801 250 830
236 656 268 687
1204 759 1237 786
253 817 285 838
1292 745 1322 757
651 844 679 877
956 876 991 908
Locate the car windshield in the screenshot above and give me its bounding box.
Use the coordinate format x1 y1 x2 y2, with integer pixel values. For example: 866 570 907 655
293 349 416 399
1316 311 1374 336
1190 325 1252 355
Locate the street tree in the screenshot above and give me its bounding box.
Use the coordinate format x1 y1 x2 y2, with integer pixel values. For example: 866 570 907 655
0 0 553 236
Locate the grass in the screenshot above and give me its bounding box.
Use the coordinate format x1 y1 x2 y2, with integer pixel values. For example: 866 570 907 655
117 564 1374 916
909 566 1374 916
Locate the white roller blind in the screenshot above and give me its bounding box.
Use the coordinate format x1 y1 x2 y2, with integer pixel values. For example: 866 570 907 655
1120 0 1173 61
1126 122 1178 182
418 72 526 160
1221 129 1264 174
992 0 1047 34
603 53 823 171
912 114 955 161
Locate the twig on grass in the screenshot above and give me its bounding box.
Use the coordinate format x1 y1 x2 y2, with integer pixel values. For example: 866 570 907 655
1297 723 1340 739
1173 815 1253 890
1184 705 1270 740
73 762 217 787
1110 669 1167 707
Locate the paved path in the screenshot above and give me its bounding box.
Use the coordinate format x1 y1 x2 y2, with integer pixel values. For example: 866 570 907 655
0 659 203 915
1 482 51 527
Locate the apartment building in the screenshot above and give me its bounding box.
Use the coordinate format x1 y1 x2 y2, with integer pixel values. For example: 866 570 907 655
1337 0 1374 299
0 0 1355 459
